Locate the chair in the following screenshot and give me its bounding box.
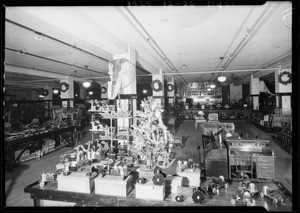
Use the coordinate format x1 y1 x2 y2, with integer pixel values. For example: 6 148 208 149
234 153 254 179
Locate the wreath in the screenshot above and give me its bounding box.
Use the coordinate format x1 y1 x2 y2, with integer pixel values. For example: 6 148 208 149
42 89 49 96
151 79 163 92
100 86 107 94
278 71 292 85
60 82 70 92
167 83 174 92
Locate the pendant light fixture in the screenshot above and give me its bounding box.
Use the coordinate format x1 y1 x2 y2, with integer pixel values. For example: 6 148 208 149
82 68 91 88
83 81 91 88
210 83 216 89
217 57 226 82
217 76 226 82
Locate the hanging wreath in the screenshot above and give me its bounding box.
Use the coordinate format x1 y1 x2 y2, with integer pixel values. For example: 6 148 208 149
167 83 174 92
60 82 70 92
42 89 49 96
151 79 163 92
100 86 107 94
278 71 292 85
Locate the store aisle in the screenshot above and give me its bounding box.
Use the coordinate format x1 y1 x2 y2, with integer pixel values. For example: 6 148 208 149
4 120 292 206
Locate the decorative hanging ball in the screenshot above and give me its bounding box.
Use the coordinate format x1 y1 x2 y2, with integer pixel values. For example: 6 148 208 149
151 79 163 92
60 82 70 92
152 173 165 186
278 71 292 85
167 83 174 92
42 89 49 96
100 86 107 94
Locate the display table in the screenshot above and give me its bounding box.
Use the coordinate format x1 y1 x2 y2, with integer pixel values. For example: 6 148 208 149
5 126 76 171
24 178 292 210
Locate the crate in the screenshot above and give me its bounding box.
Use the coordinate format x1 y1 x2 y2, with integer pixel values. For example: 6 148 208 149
165 176 183 194
176 168 201 187
135 179 165 201
57 172 94 193
94 175 133 197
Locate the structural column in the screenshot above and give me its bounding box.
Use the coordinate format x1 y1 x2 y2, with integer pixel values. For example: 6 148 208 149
250 75 260 110
43 86 53 100
113 44 137 128
100 82 108 100
274 68 292 113
166 78 175 107
152 69 165 108
60 76 74 108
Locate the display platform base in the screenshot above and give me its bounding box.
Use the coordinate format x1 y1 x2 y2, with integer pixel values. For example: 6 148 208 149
135 180 165 201
176 168 201 187
94 175 133 197
57 172 94 193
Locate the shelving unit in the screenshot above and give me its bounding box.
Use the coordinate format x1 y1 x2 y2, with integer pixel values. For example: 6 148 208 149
88 100 132 153
274 122 292 154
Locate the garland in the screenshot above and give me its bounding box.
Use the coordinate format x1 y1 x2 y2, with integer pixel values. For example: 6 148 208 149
60 82 70 92
278 71 292 85
100 86 107 94
151 79 163 92
167 84 174 92
42 89 49 96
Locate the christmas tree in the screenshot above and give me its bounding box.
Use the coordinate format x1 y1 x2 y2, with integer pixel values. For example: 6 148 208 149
131 97 175 169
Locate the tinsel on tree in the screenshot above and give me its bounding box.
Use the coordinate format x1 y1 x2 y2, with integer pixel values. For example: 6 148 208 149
131 97 175 169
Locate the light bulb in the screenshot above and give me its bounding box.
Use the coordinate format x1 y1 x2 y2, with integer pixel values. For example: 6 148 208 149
218 76 226 82
83 81 91 88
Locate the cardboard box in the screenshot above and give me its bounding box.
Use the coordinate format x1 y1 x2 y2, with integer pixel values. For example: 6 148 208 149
135 179 165 201
57 172 94 193
94 175 133 197
165 176 183 194
176 168 201 187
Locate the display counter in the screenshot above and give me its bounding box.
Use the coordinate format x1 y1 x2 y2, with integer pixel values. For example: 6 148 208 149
5 126 76 171
24 177 292 210
182 109 250 121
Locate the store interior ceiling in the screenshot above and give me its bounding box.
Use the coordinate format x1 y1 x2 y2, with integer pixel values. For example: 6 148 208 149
4 2 292 92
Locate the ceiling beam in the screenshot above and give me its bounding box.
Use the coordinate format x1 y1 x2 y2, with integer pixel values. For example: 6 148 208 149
233 69 275 86
4 64 85 81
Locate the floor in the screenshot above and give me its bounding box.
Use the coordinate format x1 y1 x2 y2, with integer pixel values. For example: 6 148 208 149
4 120 292 206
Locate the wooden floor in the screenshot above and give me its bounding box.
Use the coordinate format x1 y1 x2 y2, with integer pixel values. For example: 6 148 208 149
4 120 293 206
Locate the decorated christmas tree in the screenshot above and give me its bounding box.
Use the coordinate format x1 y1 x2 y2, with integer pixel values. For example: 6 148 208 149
131 97 175 169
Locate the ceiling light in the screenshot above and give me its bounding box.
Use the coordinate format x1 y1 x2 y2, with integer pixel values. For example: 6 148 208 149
218 75 226 82
210 84 216 89
88 91 93 95
83 81 91 88
39 94 44 98
207 88 212 91
53 89 59 94
143 89 147 94
34 32 43 40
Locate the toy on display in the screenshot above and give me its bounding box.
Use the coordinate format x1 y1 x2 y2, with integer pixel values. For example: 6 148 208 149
175 186 206 204
39 171 57 187
260 186 283 204
202 176 229 194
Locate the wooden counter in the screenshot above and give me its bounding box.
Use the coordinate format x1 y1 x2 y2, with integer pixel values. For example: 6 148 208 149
24 177 292 211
